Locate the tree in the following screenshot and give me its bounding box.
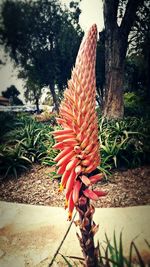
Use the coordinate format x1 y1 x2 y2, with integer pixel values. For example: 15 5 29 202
0 0 82 112
124 57 140 92
128 0 150 101
2 85 23 105
103 0 144 119
24 79 42 114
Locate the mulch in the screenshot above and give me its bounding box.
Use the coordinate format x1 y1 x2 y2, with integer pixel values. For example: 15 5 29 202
0 165 150 208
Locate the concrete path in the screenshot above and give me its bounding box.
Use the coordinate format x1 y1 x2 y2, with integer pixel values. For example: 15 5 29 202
0 201 150 266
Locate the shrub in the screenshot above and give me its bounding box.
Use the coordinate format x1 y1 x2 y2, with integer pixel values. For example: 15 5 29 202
124 92 150 118
98 116 150 173
124 92 141 108
0 112 17 141
0 113 55 178
0 144 31 179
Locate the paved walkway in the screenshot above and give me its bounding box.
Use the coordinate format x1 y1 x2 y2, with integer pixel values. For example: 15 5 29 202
0 201 150 266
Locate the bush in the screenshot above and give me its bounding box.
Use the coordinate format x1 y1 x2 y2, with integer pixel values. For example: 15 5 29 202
98 116 150 174
0 112 17 141
0 144 31 179
124 92 141 108
124 92 150 118
0 113 55 179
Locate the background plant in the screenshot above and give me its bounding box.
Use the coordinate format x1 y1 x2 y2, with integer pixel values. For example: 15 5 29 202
98 115 150 177
0 112 18 141
0 113 56 179
0 143 31 179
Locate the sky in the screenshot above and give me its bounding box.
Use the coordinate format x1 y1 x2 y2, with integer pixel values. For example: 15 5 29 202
0 0 104 102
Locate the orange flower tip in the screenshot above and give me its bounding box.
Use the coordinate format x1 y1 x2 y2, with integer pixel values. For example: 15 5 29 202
58 184 64 193
64 199 68 210
67 212 73 221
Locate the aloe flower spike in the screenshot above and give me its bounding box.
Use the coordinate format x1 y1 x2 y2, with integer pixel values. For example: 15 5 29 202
52 24 107 267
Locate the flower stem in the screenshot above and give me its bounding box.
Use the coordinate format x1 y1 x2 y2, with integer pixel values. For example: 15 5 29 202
76 186 99 266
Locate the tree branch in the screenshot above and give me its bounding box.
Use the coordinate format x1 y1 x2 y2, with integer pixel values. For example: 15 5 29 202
120 0 144 39
104 0 119 29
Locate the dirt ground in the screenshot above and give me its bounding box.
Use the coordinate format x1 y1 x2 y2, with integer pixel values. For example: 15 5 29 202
0 165 150 208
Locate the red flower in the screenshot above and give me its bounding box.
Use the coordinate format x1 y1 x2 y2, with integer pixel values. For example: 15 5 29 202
53 24 106 220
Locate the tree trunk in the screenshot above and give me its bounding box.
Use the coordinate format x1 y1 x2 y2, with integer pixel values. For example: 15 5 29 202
103 35 125 119
49 81 59 113
103 69 124 119
35 97 40 114
103 0 145 119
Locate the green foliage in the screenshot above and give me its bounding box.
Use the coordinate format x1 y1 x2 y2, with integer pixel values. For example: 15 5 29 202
0 0 83 108
124 92 141 109
0 112 17 140
0 143 31 179
7 118 54 162
98 116 150 176
98 232 149 267
128 1 150 101
0 113 55 179
24 79 41 113
124 92 150 118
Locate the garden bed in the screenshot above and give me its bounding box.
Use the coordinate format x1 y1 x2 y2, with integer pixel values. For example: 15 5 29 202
0 165 150 208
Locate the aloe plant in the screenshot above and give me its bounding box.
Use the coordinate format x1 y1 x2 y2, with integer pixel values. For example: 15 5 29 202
52 24 108 267
97 115 150 170
0 144 31 179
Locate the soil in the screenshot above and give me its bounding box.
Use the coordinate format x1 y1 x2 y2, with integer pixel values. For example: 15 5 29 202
0 165 150 208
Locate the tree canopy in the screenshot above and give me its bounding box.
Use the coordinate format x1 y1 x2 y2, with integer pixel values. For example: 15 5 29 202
0 0 83 111
2 85 23 105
